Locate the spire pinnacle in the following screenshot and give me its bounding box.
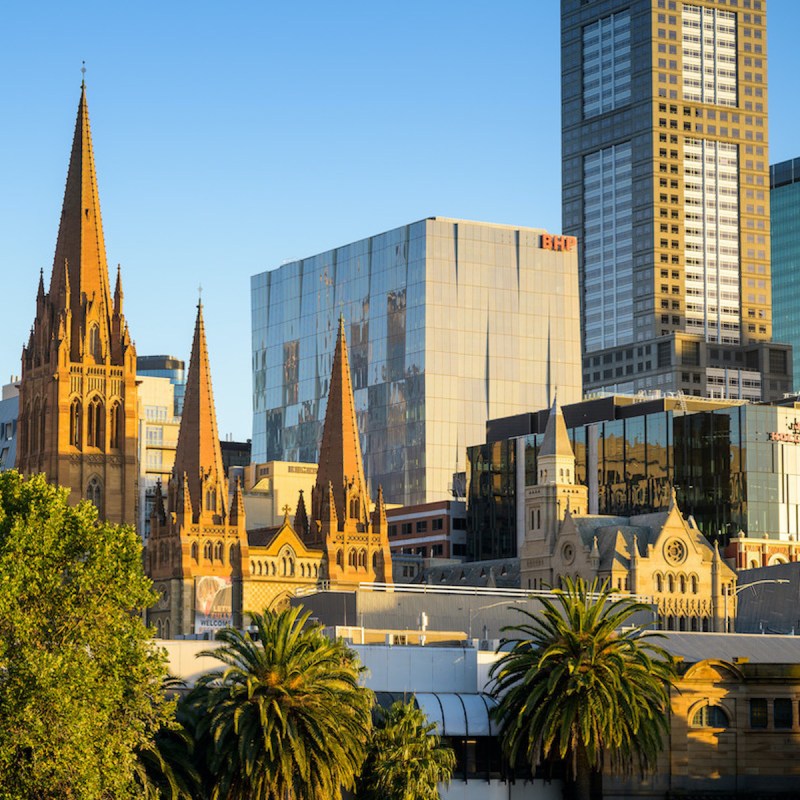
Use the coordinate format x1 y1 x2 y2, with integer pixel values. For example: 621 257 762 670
313 316 370 526
48 82 113 361
540 394 573 459
173 302 226 520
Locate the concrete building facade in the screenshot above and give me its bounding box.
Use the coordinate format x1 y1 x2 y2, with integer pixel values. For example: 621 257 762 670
251 217 582 507
563 0 792 402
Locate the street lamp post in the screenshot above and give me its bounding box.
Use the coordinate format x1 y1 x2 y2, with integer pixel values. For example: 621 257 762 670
724 579 789 633
468 599 528 640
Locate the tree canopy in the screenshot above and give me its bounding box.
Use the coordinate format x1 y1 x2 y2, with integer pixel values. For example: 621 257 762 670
0 471 174 799
489 577 677 800
357 698 456 800
185 605 373 800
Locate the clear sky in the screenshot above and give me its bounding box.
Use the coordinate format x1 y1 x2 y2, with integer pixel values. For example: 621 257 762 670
2 1 800 441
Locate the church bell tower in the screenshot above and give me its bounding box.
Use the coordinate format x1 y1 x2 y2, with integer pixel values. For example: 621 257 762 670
16 82 138 525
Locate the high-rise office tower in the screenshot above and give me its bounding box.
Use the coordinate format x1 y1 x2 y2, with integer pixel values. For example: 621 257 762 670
562 0 792 402
770 157 800 391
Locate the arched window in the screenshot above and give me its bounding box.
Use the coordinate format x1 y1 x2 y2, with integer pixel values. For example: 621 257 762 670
336 550 344 568
691 705 729 728
667 574 675 593
690 575 698 594
86 476 103 517
191 542 199 562
288 558 295 576
348 549 357 567
271 562 276 576
109 401 122 449
229 544 237 565
282 557 287 576
70 398 82 449
214 541 224 563
31 397 41 452
156 619 163 638
164 619 170 639
655 574 663 592
39 401 46 450
87 396 103 449
89 324 102 362
372 552 378 570
358 549 367 568
206 489 217 512
203 541 212 560
679 575 687 594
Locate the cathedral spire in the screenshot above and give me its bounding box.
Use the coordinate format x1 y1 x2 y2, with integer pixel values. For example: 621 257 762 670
540 393 573 460
47 83 113 361
173 301 226 521
313 316 369 525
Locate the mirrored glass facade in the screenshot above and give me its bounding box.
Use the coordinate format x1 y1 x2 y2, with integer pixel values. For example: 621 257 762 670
770 157 800 391
251 218 582 506
469 396 800 559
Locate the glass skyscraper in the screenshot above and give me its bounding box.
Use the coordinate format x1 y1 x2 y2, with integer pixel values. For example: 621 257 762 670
770 157 800 391
251 217 582 506
563 0 792 402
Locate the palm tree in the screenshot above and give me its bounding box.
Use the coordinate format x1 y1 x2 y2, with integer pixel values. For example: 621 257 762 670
186 605 373 800
357 699 456 800
489 577 676 800
134 676 202 800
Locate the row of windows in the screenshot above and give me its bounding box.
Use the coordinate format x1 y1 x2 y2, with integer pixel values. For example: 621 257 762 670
250 558 318 579
693 699 800 731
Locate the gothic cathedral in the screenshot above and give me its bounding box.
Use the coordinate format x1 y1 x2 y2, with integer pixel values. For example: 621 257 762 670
16 83 138 525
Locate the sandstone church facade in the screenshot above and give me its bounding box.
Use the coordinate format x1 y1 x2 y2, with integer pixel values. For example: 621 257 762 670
146 314 393 636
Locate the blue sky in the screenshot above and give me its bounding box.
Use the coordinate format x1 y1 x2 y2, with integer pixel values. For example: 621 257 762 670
2 1 799 440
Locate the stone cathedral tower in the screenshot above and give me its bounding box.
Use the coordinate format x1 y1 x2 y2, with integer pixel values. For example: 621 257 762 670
147 302 249 637
16 83 138 525
295 317 392 585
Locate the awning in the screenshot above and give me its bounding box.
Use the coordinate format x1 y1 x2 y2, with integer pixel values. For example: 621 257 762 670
374 692 498 737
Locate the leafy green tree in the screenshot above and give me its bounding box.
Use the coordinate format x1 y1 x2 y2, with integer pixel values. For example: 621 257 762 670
489 577 676 800
186 606 373 800
358 699 456 800
0 471 175 799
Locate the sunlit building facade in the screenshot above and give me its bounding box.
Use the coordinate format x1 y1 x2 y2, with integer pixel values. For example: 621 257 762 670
251 217 582 506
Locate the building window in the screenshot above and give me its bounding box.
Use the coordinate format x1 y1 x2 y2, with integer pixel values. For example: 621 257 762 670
87 396 104 449
774 698 793 729
389 525 398 537
432 518 444 531
70 398 82 448
109 401 122 449
416 520 428 533
750 698 768 729
86 476 102 517
691 705 729 728
88 323 102 363
583 11 631 118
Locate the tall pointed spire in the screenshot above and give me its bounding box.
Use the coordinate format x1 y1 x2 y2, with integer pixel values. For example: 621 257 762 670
314 316 370 525
47 83 113 360
173 301 226 520
540 392 573 459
